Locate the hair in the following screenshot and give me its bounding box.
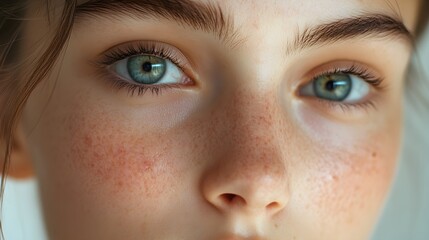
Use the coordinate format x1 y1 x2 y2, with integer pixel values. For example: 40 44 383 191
0 0 428 239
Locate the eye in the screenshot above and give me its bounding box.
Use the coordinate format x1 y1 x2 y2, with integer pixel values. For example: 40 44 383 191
300 72 372 103
112 54 184 85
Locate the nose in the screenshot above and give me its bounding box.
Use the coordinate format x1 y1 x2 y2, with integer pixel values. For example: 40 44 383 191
202 166 289 216
201 90 289 217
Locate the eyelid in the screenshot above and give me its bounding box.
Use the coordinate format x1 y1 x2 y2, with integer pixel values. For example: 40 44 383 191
299 74 373 103
91 41 197 97
297 61 386 93
109 56 185 86
95 40 194 76
307 61 382 80
295 61 387 115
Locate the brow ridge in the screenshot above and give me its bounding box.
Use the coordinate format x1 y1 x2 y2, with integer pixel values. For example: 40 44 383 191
74 0 240 47
287 14 413 55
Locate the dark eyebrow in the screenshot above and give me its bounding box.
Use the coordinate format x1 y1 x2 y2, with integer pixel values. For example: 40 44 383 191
287 14 414 55
74 0 239 47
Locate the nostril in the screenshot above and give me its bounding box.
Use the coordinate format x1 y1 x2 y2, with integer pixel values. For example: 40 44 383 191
266 201 281 210
222 193 236 202
220 193 246 207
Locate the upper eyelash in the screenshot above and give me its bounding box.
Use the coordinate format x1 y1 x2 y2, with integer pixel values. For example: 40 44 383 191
311 64 385 89
98 41 187 72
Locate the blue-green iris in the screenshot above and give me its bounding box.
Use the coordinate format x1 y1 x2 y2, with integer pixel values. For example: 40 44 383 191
127 55 167 84
313 73 352 101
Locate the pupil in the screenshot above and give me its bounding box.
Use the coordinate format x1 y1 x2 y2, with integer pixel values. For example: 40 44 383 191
142 62 152 72
325 80 335 91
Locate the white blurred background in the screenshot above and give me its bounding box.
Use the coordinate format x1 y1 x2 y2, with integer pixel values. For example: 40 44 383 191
3 22 429 240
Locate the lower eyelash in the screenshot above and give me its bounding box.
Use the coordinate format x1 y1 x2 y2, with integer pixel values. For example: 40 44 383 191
321 99 378 112
105 74 185 97
112 79 168 96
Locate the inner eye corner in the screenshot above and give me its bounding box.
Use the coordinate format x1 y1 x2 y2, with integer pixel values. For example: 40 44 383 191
294 78 314 96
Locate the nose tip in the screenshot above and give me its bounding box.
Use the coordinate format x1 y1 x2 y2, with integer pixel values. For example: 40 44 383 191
203 176 288 216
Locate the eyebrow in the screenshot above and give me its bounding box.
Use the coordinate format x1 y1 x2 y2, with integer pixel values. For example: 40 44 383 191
74 0 239 46
287 14 414 55
74 1 413 53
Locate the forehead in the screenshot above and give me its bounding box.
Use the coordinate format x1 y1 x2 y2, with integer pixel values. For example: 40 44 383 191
70 0 419 30
27 0 420 50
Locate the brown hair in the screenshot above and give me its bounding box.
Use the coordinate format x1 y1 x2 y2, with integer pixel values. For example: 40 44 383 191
416 0 429 38
0 0 76 238
0 0 428 239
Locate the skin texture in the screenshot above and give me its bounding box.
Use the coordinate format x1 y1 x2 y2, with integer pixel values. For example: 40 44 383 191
12 0 420 239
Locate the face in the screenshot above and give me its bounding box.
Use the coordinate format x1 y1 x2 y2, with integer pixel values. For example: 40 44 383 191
19 0 420 239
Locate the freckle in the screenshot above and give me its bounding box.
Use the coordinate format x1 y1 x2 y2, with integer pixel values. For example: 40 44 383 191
140 160 154 172
372 152 377 157
84 135 92 146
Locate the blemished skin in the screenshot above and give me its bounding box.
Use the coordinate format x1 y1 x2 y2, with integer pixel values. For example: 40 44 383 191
9 0 420 239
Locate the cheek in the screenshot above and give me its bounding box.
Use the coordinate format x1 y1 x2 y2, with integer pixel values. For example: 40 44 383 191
290 102 402 233
297 131 400 234
24 93 202 238
66 105 181 200
309 142 396 216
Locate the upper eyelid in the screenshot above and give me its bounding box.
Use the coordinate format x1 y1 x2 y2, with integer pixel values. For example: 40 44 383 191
95 41 192 70
311 67 381 84
301 61 384 83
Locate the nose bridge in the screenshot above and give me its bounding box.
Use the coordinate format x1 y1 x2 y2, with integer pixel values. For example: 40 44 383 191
230 88 287 184
201 87 289 215
226 87 284 162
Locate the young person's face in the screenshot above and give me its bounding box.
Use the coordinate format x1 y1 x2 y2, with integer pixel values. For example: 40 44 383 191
19 0 420 239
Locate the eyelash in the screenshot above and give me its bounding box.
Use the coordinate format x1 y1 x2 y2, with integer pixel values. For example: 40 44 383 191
97 43 385 113
309 64 385 111
97 41 191 96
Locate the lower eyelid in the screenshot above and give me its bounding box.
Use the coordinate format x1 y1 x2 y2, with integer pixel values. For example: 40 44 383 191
308 98 378 119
